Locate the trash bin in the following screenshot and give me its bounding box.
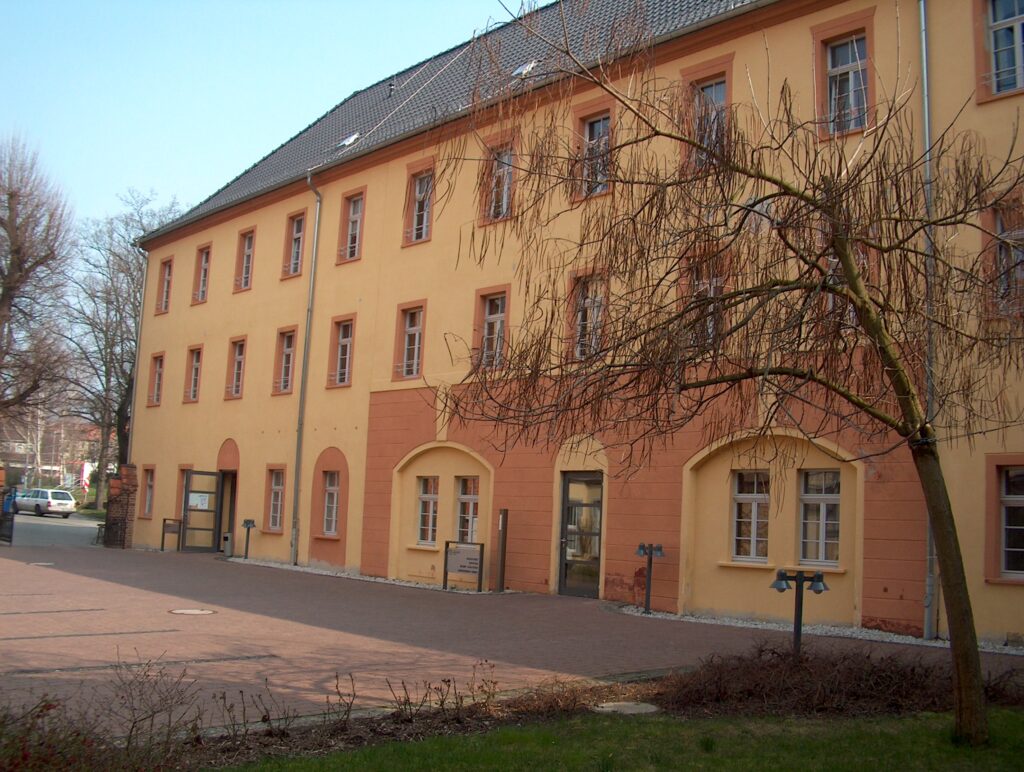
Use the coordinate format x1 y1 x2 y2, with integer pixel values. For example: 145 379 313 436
223 533 233 558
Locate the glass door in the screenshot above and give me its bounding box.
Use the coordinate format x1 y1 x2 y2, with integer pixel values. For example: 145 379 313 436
181 470 221 552
559 472 603 598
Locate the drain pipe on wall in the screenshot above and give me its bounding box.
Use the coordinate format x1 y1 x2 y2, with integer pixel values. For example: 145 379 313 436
918 0 940 641
289 170 324 566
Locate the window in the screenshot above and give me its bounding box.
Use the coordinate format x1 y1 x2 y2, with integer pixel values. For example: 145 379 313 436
148 354 164 406
418 476 439 545
401 307 423 377
574 277 604 359
690 263 724 350
693 79 726 162
343 193 364 260
157 258 172 313
991 1 1024 93
193 247 210 303
409 171 433 242
1001 467 1024 574
826 36 867 134
285 213 304 276
268 468 285 531
457 476 479 542
184 346 202 402
487 146 513 220
226 338 245 398
995 209 1024 313
143 468 154 518
323 470 340 535
275 329 296 394
580 113 611 196
480 293 506 367
332 319 354 386
800 470 840 563
733 470 769 561
236 230 254 290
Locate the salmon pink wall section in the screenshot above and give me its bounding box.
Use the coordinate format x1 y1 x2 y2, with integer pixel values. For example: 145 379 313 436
361 390 437 576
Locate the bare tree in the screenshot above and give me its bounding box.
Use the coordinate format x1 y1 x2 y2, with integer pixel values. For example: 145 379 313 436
63 191 180 508
437 3 1024 745
0 137 73 416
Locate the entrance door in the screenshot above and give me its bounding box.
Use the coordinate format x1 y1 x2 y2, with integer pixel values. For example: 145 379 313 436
181 470 222 552
559 472 603 598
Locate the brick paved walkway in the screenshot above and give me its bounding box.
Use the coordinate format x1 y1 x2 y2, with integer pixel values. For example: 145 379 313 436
0 546 1018 718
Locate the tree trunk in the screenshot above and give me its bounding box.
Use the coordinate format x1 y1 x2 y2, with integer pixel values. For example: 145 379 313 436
909 429 988 746
94 429 109 511
116 374 132 466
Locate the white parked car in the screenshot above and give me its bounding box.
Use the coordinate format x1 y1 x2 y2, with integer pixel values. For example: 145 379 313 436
14 489 77 518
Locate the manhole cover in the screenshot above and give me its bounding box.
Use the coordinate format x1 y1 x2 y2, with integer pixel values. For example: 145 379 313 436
28 562 55 567
593 701 659 715
169 609 216 615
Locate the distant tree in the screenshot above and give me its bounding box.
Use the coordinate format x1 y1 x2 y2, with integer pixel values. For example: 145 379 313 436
437 3 1024 745
63 191 180 507
0 137 73 416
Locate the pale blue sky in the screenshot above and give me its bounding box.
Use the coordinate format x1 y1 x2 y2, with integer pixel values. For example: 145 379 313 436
3 0 513 222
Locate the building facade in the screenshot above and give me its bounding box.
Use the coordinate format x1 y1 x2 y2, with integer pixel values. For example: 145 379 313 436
133 0 1023 644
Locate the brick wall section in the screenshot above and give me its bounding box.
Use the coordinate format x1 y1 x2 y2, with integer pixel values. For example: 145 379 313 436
103 464 137 549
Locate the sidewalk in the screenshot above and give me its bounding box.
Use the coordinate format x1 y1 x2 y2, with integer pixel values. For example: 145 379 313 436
0 546 1018 717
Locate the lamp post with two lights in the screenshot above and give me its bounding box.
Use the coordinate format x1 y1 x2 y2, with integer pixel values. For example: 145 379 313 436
769 569 829 659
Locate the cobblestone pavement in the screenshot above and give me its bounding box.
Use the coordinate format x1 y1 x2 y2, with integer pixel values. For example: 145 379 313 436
0 546 1018 718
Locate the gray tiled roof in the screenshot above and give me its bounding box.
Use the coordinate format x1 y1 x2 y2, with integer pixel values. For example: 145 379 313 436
144 0 768 243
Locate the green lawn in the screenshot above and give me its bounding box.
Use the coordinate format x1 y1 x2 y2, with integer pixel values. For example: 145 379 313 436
243 708 1024 771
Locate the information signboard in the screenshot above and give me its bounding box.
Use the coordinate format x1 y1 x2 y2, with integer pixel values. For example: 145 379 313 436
188 492 211 510
442 541 484 592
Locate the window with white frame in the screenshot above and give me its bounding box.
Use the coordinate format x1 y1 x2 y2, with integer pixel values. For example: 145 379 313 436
238 231 254 289
345 194 363 260
417 476 439 545
158 259 172 312
323 470 340 535
401 308 423 377
1001 467 1024 574
480 293 506 367
693 78 726 162
186 348 201 401
334 320 353 385
278 331 295 392
411 172 433 242
269 469 284 530
996 210 1024 313
733 470 769 561
488 146 513 220
195 248 210 302
991 1 1024 93
690 262 724 350
151 355 164 404
582 113 610 196
143 469 154 517
229 340 245 397
287 214 304 275
800 470 840 563
826 35 867 134
457 476 479 542
574 277 603 359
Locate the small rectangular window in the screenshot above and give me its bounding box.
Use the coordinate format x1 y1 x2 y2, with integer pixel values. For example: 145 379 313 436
457 476 479 542
582 114 610 196
693 78 726 163
275 330 296 394
995 209 1024 314
228 339 245 398
487 146 513 220
185 347 202 402
143 468 155 517
991 0 1024 93
800 470 841 564
158 258 173 313
269 469 284 530
411 172 433 242
481 294 506 367
194 247 210 302
344 194 363 260
237 231 254 290
150 355 164 405
402 308 423 377
826 36 868 134
1002 467 1024 574
690 262 724 351
574 277 603 359
733 470 769 561
418 476 439 545
334 320 354 386
323 470 340 535
286 214 304 276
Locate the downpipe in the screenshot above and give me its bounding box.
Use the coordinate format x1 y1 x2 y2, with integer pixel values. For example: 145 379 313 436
289 171 323 565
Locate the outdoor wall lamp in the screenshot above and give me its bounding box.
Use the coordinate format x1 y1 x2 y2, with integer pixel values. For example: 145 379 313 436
770 569 829 659
635 543 664 615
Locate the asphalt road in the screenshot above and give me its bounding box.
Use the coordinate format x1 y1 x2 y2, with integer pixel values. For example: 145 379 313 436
6 512 101 547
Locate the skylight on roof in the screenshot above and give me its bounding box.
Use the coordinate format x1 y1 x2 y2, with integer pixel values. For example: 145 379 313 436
337 132 360 149
511 60 538 79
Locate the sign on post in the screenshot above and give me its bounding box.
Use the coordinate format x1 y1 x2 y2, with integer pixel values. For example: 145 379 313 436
161 518 181 552
442 541 484 592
